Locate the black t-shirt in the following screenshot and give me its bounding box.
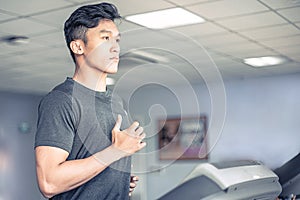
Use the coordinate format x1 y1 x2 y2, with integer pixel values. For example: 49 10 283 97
35 78 131 200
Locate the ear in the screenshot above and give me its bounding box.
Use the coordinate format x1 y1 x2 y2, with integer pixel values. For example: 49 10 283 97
70 40 84 55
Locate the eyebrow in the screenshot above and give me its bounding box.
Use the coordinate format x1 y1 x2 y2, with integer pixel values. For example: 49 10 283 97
99 29 121 37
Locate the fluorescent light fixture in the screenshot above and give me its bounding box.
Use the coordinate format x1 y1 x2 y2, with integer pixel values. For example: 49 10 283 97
106 77 115 85
131 50 170 63
243 56 285 67
125 8 205 29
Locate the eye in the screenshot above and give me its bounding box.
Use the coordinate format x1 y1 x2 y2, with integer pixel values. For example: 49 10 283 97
102 36 110 41
116 38 121 43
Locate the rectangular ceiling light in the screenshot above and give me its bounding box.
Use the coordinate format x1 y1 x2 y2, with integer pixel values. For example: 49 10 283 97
125 8 205 29
243 56 286 67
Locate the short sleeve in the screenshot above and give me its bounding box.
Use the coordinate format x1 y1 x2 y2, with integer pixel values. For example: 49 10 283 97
35 91 76 153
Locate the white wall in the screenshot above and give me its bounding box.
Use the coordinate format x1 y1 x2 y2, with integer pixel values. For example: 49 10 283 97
0 91 45 200
210 74 300 168
118 73 300 200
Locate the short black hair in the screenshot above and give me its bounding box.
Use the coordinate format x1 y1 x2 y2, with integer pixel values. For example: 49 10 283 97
64 2 121 63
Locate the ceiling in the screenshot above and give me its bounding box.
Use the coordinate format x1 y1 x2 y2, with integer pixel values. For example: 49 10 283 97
0 0 300 94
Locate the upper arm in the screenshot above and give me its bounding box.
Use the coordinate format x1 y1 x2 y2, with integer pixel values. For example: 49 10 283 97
35 146 69 184
35 146 70 198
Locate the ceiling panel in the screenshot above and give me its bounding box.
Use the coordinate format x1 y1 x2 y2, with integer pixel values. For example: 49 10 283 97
28 45 71 62
0 64 72 93
195 32 249 47
187 0 268 19
64 0 94 2
0 48 57 68
261 35 300 48
0 41 46 57
239 24 300 40
118 20 142 33
15 62 71 76
30 30 66 47
216 11 287 31
228 49 279 60
211 42 277 59
277 7 300 22
207 51 235 62
118 0 175 16
70 0 175 16
0 0 73 15
0 31 6 36
259 0 300 9
219 66 273 81
31 5 81 29
288 54 300 62
166 0 218 6
276 45 300 56
0 18 57 35
65 0 117 3
170 22 229 37
0 11 17 22
119 29 175 51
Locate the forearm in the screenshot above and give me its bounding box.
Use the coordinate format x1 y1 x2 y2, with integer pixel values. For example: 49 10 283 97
37 145 125 198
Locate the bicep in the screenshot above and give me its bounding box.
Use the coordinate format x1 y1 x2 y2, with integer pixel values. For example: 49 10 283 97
35 146 70 197
35 146 69 179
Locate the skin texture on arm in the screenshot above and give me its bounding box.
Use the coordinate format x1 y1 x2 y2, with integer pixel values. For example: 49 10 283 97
35 115 146 198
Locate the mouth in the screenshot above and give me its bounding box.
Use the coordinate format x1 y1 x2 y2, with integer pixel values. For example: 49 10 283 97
110 57 119 61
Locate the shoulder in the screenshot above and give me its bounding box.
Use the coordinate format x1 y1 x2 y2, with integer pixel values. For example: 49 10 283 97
38 80 78 114
40 90 72 109
40 78 75 105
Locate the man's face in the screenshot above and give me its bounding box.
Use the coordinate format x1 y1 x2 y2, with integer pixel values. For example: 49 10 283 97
83 19 120 74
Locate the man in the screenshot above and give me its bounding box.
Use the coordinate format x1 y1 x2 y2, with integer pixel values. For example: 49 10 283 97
34 2 146 199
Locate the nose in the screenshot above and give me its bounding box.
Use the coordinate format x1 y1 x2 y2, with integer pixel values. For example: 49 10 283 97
111 39 120 54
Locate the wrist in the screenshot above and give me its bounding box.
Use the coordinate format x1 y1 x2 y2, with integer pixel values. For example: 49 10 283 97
109 144 128 159
92 145 127 166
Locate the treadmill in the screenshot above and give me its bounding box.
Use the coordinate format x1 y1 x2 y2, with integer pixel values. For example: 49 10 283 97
158 160 282 200
275 153 300 200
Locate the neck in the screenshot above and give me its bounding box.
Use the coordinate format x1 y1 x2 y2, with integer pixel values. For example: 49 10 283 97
72 65 107 92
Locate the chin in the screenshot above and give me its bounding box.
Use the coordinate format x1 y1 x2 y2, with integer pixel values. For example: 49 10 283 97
107 69 118 74
106 66 118 74
106 62 119 74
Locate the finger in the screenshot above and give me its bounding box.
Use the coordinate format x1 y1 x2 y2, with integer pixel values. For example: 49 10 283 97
128 121 139 132
132 176 139 182
139 141 146 149
135 126 144 135
139 133 146 141
130 182 136 188
130 175 135 182
113 114 122 131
